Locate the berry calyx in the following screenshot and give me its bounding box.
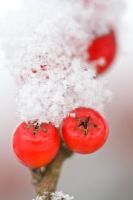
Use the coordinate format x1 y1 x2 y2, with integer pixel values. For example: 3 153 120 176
13 122 60 169
61 107 108 154
87 30 117 75
78 116 97 136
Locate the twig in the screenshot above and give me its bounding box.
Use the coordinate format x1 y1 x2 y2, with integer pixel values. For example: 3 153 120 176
31 145 73 197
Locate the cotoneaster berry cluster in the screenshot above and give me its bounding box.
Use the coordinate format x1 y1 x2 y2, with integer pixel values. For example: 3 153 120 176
13 107 108 169
0 0 124 199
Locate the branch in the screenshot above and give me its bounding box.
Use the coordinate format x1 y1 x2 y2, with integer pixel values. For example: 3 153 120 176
31 145 73 197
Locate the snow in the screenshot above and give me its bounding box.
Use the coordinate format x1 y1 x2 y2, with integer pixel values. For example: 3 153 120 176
0 0 123 124
33 191 74 200
17 59 111 126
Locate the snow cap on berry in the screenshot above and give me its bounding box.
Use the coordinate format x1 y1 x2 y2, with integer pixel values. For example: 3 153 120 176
17 59 111 126
0 0 123 125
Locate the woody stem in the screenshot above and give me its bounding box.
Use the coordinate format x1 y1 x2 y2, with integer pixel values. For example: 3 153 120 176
31 145 73 197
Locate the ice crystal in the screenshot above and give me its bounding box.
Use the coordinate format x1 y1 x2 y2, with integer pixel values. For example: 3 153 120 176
33 191 74 200
0 0 123 123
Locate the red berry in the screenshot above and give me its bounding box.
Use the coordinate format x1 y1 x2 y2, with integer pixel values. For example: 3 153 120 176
87 30 117 75
13 122 60 168
61 107 108 154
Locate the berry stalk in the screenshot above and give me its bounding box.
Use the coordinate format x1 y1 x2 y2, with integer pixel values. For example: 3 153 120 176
31 144 73 196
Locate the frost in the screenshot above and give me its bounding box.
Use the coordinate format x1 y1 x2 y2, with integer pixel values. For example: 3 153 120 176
33 191 74 200
0 0 123 123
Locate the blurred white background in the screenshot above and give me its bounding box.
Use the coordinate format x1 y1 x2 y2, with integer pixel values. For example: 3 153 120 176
0 0 133 200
